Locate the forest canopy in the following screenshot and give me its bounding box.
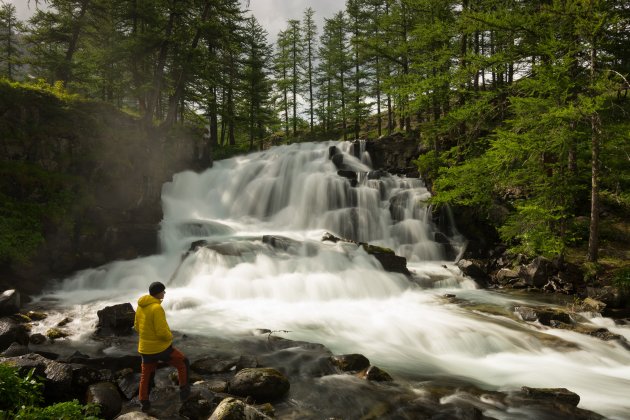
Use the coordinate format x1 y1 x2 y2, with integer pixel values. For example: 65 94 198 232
0 0 628 264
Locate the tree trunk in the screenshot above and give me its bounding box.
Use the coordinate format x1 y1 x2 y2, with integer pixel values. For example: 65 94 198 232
587 42 601 263
58 0 90 84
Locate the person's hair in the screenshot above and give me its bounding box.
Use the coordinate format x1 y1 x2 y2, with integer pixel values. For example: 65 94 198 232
149 281 166 296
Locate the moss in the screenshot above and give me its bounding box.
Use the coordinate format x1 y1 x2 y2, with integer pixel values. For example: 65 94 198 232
45 328 69 340
360 243 395 255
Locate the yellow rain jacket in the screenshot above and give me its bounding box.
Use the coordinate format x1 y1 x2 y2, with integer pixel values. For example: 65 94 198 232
134 295 173 354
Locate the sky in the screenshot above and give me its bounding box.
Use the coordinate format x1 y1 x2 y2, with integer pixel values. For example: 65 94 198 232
5 0 343 44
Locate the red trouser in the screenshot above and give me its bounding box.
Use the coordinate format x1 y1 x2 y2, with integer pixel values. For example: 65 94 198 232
139 346 189 402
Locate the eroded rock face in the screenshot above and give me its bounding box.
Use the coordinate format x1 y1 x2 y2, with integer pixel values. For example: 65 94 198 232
227 368 290 402
96 303 135 337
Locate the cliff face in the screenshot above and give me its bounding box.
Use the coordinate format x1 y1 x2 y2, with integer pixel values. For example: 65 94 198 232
0 82 198 294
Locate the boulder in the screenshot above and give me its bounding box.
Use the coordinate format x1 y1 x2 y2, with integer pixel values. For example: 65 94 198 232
96 303 135 336
25 311 47 321
115 369 139 399
0 342 29 357
330 354 370 372
514 306 538 322
66 354 141 372
457 259 489 287
46 328 69 340
520 386 580 407
0 290 20 316
0 317 29 351
582 297 606 313
227 368 290 402
180 394 217 420
0 353 74 402
29 333 47 345
86 382 122 420
519 257 556 288
71 364 113 391
369 252 410 275
514 306 573 326
115 413 158 420
357 366 393 382
495 268 519 285
209 397 272 420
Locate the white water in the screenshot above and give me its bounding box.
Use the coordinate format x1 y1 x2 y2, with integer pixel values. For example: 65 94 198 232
42 141 630 419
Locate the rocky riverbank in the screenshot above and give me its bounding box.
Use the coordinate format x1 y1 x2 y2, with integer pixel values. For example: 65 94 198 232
0 300 608 420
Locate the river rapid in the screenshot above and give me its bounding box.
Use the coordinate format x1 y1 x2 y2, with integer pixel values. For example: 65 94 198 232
33 141 630 419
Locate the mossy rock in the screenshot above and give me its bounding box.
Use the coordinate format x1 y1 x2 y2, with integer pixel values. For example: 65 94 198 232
361 243 395 255
46 328 69 340
26 311 48 321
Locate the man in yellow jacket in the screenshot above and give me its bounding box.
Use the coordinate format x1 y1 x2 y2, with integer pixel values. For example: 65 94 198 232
134 281 190 412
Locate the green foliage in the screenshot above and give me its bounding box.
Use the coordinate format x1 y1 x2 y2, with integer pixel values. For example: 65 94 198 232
0 366 43 415
14 400 100 420
0 364 100 420
498 203 566 257
611 267 630 291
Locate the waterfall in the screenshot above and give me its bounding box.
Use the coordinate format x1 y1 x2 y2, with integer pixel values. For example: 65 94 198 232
42 141 630 419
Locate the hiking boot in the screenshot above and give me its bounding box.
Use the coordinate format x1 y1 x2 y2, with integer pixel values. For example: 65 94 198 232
140 400 151 412
179 384 191 402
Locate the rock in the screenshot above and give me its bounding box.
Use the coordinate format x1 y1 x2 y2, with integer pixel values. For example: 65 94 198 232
96 303 135 336
582 297 606 313
514 306 573 326
86 382 122 420
370 252 410 275
330 354 370 372
57 317 72 327
495 268 519 284
25 311 47 321
236 355 259 371
72 364 113 391
46 328 69 340
357 366 393 382
1 342 29 357
115 368 139 399
514 306 538 322
115 413 158 420
0 317 29 351
180 394 217 420
519 257 556 288
209 397 272 420
227 368 290 402
331 153 345 169
520 386 580 407
66 354 141 372
457 259 489 287
0 353 74 402
191 355 239 374
0 290 20 316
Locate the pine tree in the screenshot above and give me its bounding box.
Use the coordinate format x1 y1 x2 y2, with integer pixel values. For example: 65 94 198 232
0 2 23 80
302 7 317 134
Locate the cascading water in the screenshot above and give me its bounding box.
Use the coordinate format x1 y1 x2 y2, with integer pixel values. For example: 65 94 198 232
41 141 630 419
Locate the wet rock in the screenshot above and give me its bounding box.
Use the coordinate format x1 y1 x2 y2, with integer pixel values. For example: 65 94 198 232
587 286 624 308
46 327 69 340
457 259 489 287
191 355 239 374
330 354 370 372
209 397 272 420
86 382 122 420
0 317 29 351
227 368 290 402
66 354 141 372
495 268 520 284
520 386 580 407
0 289 20 316
368 251 410 275
331 153 345 169
357 365 393 382
582 297 606 313
519 256 555 288
96 303 135 336
1 342 29 357
180 394 216 419
57 317 72 327
0 353 74 402
25 311 47 321
72 364 113 391
196 378 228 393
169 369 204 386
236 354 259 371
337 170 358 187
514 306 538 322
115 368 140 399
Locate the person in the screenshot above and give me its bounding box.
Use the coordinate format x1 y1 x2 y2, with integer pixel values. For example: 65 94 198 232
134 281 190 412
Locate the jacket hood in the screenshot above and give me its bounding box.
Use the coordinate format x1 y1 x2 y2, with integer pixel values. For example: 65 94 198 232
137 294 162 308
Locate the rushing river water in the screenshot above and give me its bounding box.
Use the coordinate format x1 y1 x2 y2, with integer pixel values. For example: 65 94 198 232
39 141 630 419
